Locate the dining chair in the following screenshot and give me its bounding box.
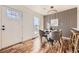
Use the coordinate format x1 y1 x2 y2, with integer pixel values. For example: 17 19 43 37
47 29 62 52
39 30 45 41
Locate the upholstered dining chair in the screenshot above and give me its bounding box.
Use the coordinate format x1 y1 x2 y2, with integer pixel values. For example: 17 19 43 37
47 29 62 52
39 30 46 43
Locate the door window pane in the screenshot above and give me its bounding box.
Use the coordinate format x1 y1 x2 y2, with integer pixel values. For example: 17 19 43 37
6 8 22 19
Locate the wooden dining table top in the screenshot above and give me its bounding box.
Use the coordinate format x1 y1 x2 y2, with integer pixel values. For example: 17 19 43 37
71 28 79 37
72 28 79 33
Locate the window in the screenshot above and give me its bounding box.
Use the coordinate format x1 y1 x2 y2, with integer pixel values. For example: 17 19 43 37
33 16 40 34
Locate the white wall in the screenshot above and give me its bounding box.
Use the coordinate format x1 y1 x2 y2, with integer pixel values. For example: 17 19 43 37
2 5 44 41
77 6 79 29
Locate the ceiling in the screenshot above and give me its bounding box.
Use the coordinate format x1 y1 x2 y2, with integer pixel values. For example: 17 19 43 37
26 5 77 15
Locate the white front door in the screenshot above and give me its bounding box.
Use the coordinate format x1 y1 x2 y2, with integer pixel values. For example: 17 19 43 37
1 6 23 48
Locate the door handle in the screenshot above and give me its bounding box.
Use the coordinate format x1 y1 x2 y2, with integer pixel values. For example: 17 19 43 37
2 28 5 30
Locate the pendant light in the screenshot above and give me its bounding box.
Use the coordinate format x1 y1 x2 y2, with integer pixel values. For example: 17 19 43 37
47 6 58 28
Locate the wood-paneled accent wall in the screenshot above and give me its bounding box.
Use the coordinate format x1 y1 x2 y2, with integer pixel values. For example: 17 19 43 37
44 8 77 37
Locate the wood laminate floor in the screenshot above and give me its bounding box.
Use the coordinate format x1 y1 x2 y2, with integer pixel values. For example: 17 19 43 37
0 37 73 53
0 40 33 53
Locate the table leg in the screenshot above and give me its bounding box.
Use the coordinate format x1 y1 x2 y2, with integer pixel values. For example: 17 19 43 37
74 35 78 53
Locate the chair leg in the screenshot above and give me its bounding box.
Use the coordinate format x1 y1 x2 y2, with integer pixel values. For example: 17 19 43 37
48 42 53 52
59 38 63 53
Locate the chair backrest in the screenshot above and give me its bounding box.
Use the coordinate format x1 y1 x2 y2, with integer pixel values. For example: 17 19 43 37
39 30 45 37
39 30 45 42
50 30 62 41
